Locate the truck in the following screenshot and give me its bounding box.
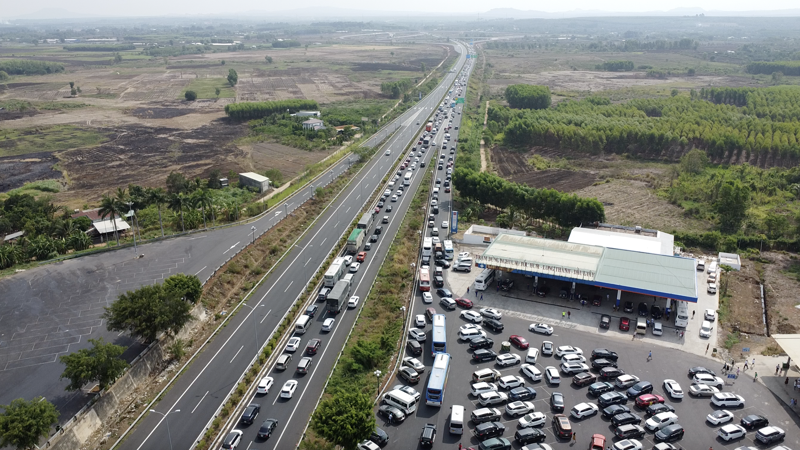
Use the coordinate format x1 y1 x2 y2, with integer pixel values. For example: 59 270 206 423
423 137 430 148
358 212 374 230
422 237 433 257
347 229 364 253
426 122 433 132
323 257 346 288
326 279 351 314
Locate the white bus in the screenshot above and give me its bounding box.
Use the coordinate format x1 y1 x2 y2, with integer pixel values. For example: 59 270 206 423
473 268 495 291
323 257 346 288
443 240 454 260
422 237 433 257
674 301 690 328
404 171 413 186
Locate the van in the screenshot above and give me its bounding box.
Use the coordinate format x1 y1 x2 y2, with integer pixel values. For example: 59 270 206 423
383 389 417 415
449 405 464 434
317 287 330 302
458 327 483 342
453 262 472 272
635 318 647 335
297 357 312 374
472 368 501 383
696 260 705 272
388 181 395 188
295 315 312 335
707 260 717 274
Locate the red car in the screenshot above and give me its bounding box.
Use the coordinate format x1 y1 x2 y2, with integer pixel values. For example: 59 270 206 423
356 251 367 263
455 297 473 309
635 394 665 408
590 434 606 450
509 335 529 350
374 207 380 214
445 187 451 193
619 317 630 331
306 338 321 355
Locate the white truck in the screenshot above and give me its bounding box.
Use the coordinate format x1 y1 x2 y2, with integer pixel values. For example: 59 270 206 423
323 257 346 288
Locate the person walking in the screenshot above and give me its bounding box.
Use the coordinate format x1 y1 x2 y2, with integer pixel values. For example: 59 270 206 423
786 377 790 385
777 364 781 375
744 361 749 370
458 444 462 450
648 351 652 361
706 343 710 354
737 367 740 377
563 311 566 319
568 311 571 319
754 372 758 382
480 294 483 301
572 432 577 443
692 310 696 318
467 287 469 294
752 357 756 366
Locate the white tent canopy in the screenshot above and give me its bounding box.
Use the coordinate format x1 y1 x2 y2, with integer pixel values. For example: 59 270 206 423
772 334 800 365
92 218 130 234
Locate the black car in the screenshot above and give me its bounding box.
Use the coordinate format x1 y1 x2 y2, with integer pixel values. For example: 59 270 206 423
483 318 504 332
509 386 537 401
588 382 614 396
598 391 628 407
627 381 654 398
498 279 514 291
473 349 497 362
591 349 619 361
305 304 318 318
602 404 631 419
419 423 436 447
654 424 684 442
600 315 610 329
257 418 278 439
515 428 546 445
436 288 453 298
591 358 617 370
637 302 648 316
550 392 565 412
741 414 769 430
645 403 675 417
240 403 260 425
370 234 379 243
651 305 663 319
434 276 444 288
599 367 625 380
535 286 550 297
573 372 596 387
688 366 716 377
407 340 422 356
474 421 505 440
623 301 634 313
378 405 406 423
615 424 646 440
434 259 450 268
469 337 494 350
374 226 383 235
612 412 642 427
370 427 389 446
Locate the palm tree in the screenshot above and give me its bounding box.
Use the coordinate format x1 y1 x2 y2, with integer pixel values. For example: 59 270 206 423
98 193 123 246
192 189 213 229
169 193 189 232
0 244 19 269
68 231 93 251
790 183 800 199
147 187 168 237
54 219 79 241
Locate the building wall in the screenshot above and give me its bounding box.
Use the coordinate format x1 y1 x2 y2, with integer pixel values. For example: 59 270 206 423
239 175 269 193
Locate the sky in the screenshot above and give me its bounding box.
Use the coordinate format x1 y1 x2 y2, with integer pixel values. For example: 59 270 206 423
4 0 800 19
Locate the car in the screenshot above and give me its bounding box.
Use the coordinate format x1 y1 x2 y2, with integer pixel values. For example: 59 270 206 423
436 288 452 298
369 234 378 242
612 439 642 450
600 315 611 328
415 314 426 327
718 424 747 441
296 356 312 374
343 255 354 266
460 310 482 323
305 338 321 355
635 394 665 408
707 409 735 425
602 404 631 418
515 427 546 445
402 357 425 373
378 404 406 423
541 341 554 356
688 383 719 397
650 444 677 450
651 305 663 319
349 262 361 272
406 339 422 356
483 318 504 332
705 308 717 321
474 421 505 440
654 424 684 442
755 426 786 444
555 346 582 357
469 337 494 350
550 392 565 412
479 391 508 406
615 424 646 440
455 297 473 308
591 358 617 370
598 391 628 407
535 286 550 297
573 372 597 387
637 302 648 316
506 401 535 417
434 259 450 268
623 301 634 313
257 418 278 439
626 381 653 398
509 386 537 401
408 328 426 341
645 403 675 417
612 412 643 427
571 402 599 419
392 384 421 402
348 295 360 308
471 382 499 397
442 220 449 229
305 304 319 318
645 412 678 431
280 380 298 398
592 295 602 306
561 362 590 374
588 381 614 396
356 251 367 262
357 441 380 450
420 292 433 305
285 337 301 352
591 348 619 361
256 376 274 395
561 353 586 364
322 318 335 332
221 430 243 449
589 434 607 450
498 375 525 390
652 321 663 335
692 373 723 388
498 279 514 291
275 353 292 371
615 375 640 389
439 297 455 310
460 323 483 333
688 366 716 377
519 411 547 428
240 403 260 425
480 308 502 320
545 366 560 385
419 423 436 447
398 366 420 384
599 367 625 380
619 317 631 331
529 323 554 335
477 437 512 450
740 414 769 429
473 349 497 362
496 353 521 367
522 364 542 382
509 335 529 349
662 379 683 399
386 205 392 212
712 392 745 407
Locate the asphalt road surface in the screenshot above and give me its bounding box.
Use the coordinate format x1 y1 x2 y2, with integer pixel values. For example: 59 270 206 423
118 42 471 450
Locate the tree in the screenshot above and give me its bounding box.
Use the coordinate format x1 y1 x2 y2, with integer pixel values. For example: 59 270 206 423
185 90 197 101
420 62 427 74
0 245 19 270
214 87 220 98
687 68 696 76
113 53 122 64
227 69 238 87
311 392 375 450
207 169 222 189
169 193 189 232
264 55 273 64
163 273 202 303
0 71 9 81
715 181 750 234
166 171 189 194
191 189 213 229
505 84 551 110
67 231 92 251
764 212 789 239
59 338 128 391
146 187 168 237
103 284 193 343
98 193 123 246
390 51 394 58
679 148 709 174
0 397 59 450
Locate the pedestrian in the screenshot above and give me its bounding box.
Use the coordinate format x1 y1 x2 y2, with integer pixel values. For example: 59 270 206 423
754 372 758 382
693 310 696 318
744 361 749 370
777 364 781 375
459 444 462 450
388 412 393 423
563 311 566 319
787 377 790 385
752 357 756 366
706 343 710 353
480 294 483 301
572 432 577 442
648 351 652 361
737 367 740 377
467 287 469 294
568 311 571 319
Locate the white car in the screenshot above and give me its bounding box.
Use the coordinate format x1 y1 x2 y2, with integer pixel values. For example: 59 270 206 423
442 221 449 229
408 328 426 341
525 348 539 364
518 411 547 428
459 323 482 333
718 424 747 441
692 373 724 388
256 376 274 394
711 392 745 407
529 323 554 335
471 382 498 397
402 357 425 373
480 308 502 320
343 255 353 266
431 236 440 244
705 309 717 321
496 353 521 367
545 366 560 385
560 362 590 374
415 315 426 327
348 296 360 308
280 380 298 398
663 379 683 399
561 354 586 364
457 251 470 259
706 409 734 425
478 391 508 406
285 337 301 352
521 364 542 382
349 262 361 273
652 321 663 336
422 292 433 304
498 375 525 390
322 318 335 332
541 341 554 356
615 374 640 389
645 412 679 431
613 440 643 450
506 401 535 417
460 310 482 324
555 346 583 357
570 402 599 419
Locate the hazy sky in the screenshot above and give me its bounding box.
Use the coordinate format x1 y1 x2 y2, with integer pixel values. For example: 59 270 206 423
5 0 800 18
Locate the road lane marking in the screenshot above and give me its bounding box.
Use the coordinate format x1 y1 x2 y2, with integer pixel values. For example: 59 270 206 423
191 391 208 414
320 238 327 247
345 207 350 213
304 257 312 267
261 310 272 324
284 281 293 293
229 345 243 364
194 266 207 276
223 242 240 255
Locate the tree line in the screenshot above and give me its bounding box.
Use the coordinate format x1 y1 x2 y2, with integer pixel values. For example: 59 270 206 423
595 60 634 71
224 99 319 121
63 44 135 52
380 79 414 99
504 84 551 110
746 61 800 76
271 40 302 48
0 59 64 75
453 168 605 227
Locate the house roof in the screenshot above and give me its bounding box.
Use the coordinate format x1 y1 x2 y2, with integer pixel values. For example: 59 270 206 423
239 172 269 183
92 218 131 234
71 208 115 222
3 231 24 242
303 119 324 124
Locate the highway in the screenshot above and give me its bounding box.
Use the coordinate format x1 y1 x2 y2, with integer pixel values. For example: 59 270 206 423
118 42 470 450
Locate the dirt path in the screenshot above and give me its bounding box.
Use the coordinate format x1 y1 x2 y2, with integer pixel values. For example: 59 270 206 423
480 139 487 172
483 100 489 128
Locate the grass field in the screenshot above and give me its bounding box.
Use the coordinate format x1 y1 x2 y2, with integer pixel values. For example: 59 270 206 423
0 125 106 157
181 77 236 99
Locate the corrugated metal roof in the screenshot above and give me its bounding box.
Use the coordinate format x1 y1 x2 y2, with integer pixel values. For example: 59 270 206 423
93 218 131 234
239 172 269 183
569 227 669 255
596 249 697 301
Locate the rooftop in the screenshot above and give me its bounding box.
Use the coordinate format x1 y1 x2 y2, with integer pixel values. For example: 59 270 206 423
568 226 674 256
239 172 269 182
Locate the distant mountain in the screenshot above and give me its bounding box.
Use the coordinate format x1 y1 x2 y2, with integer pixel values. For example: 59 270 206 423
480 6 800 18
7 8 97 20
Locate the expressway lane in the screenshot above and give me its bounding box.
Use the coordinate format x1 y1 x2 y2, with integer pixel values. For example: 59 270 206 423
117 43 469 450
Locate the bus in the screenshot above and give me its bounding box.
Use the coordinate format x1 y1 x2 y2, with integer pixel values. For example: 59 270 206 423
426 122 433 132
432 314 446 355
404 171 413 186
443 240 454 260
323 257 346 287
419 266 431 292
357 212 374 230
422 237 433 257
422 137 430 148
674 301 690 328
473 268 495 291
425 353 451 406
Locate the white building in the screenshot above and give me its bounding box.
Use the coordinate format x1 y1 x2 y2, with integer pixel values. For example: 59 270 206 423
238 172 270 193
302 119 325 131
292 111 321 118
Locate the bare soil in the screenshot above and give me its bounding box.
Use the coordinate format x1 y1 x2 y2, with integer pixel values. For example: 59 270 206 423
761 252 800 335
244 142 338 180
492 147 598 192
0 152 62 192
